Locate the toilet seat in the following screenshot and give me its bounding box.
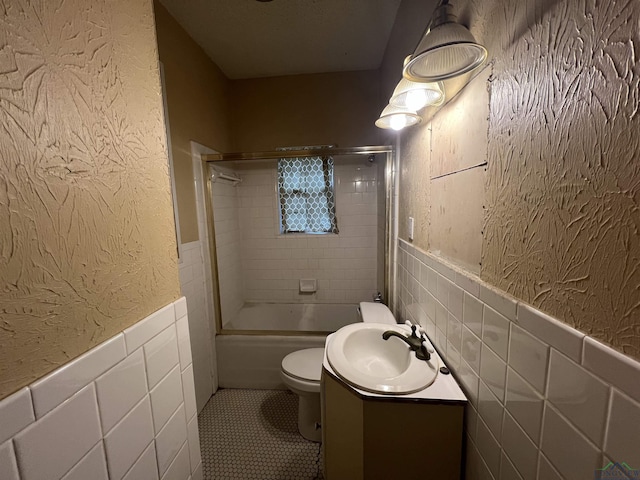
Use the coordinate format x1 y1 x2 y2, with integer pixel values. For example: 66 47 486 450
281 348 324 383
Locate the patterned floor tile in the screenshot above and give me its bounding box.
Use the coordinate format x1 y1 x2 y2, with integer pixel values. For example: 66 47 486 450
198 389 323 480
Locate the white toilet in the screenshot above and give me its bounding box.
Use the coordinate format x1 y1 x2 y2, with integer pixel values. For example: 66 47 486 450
280 302 397 442
280 347 324 442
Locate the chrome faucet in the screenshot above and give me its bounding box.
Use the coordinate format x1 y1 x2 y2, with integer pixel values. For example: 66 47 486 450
382 325 431 361
373 292 383 303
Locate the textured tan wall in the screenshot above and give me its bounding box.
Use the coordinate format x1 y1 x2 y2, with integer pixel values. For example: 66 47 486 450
154 2 231 243
0 0 181 399
230 71 381 152
394 0 640 358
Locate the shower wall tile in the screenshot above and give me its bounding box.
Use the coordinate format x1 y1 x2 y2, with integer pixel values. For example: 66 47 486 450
0 298 200 480
395 239 640 480
219 160 381 310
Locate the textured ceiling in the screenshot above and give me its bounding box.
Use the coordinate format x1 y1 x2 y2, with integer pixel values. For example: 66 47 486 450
158 0 403 79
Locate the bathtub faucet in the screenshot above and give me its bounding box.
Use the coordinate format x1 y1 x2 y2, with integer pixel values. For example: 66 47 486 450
373 292 383 303
382 325 431 361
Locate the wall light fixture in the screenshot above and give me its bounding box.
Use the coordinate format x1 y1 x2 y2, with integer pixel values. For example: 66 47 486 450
375 104 422 131
403 2 487 83
390 77 444 111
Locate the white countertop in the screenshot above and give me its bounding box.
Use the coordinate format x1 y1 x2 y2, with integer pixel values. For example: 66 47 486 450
322 329 468 403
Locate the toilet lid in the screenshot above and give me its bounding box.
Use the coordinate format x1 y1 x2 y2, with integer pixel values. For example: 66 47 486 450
282 348 324 382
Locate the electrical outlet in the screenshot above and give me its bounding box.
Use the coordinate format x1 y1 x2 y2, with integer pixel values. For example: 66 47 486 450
408 216 414 240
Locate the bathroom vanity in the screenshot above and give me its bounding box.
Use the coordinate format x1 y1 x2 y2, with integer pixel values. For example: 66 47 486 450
321 331 467 480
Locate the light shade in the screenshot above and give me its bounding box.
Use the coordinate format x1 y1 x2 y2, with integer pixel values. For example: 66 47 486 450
390 78 444 111
375 104 421 131
403 4 487 83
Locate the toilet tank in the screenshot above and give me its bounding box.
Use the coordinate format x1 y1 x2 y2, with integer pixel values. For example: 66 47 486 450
358 302 397 325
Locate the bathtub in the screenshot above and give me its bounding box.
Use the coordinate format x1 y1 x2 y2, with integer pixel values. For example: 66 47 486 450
216 303 360 389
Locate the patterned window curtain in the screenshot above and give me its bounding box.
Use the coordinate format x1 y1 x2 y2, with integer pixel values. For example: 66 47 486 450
277 156 339 234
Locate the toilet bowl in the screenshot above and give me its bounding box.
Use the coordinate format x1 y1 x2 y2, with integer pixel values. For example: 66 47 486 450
280 348 324 442
280 302 397 442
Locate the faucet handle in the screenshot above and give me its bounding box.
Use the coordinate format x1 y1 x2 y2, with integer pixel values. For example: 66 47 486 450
422 339 434 354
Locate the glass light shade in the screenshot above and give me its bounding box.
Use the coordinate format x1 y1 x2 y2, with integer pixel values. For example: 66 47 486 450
375 104 421 131
390 79 444 110
403 6 487 82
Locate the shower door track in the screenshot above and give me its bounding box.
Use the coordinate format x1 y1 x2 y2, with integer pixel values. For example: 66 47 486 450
202 145 393 162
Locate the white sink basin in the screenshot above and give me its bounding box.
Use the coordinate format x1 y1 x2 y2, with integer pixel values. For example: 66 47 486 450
327 323 439 394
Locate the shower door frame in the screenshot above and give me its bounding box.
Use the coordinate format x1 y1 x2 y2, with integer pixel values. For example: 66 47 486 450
202 145 396 336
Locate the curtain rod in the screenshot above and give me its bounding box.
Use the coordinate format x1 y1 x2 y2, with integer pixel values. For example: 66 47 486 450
202 145 394 162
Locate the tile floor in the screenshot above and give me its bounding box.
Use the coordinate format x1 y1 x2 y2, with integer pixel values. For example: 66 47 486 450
198 389 323 480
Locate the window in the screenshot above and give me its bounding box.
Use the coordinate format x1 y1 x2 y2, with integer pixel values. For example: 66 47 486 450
277 155 338 234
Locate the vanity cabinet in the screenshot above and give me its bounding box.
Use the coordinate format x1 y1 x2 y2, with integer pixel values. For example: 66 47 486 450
322 369 465 480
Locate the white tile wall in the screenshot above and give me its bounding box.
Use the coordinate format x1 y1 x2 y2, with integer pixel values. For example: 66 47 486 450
540 404 601 480
604 389 640 469
150 366 183 433
95 348 147 433
210 158 381 314
396 239 640 480
0 388 34 444
144 325 180 390
0 298 201 480
14 384 102 480
61 442 108 480
546 350 609 445
30 335 127 419
122 442 158 480
0 440 20 480
155 405 188 476
179 241 216 413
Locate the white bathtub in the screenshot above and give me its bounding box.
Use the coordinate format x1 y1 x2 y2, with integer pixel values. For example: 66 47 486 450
217 303 360 389
224 302 359 332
